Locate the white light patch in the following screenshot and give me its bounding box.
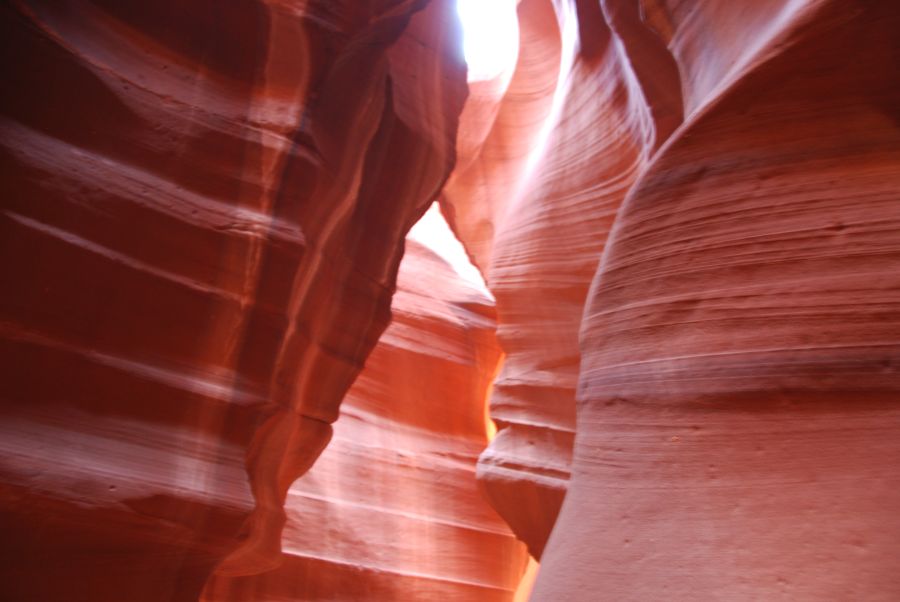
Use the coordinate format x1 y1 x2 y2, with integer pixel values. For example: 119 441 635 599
456 0 520 82
408 203 491 298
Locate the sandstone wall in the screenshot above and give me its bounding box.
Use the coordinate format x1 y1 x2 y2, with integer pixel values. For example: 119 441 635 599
533 1 900 599
0 1 465 599
204 217 528 601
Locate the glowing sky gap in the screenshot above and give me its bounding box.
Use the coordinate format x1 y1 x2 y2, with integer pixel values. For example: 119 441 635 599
407 203 491 298
456 0 519 82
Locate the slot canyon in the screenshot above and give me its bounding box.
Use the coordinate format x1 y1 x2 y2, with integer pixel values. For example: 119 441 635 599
1 0 898 600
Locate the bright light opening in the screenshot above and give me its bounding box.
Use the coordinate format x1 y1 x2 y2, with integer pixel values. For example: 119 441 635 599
456 0 520 82
408 203 490 298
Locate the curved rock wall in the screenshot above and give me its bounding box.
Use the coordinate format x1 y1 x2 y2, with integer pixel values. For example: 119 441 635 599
204 215 528 601
533 0 900 599
3 0 898 599
0 1 465 600
442 2 900 597
442 0 682 557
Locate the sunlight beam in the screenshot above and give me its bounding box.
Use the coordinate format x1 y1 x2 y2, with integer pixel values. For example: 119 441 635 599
456 0 520 82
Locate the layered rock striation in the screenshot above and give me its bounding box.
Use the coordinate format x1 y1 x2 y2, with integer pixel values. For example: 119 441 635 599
203 209 528 601
2 0 898 599
442 0 682 558
0 1 465 600
442 6 899 599
533 1 900 599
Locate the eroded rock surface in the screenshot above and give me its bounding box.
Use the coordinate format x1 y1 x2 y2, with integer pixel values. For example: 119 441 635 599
532 1 900 599
443 8 899 597
0 1 465 600
442 0 682 557
2 0 898 599
204 211 528 601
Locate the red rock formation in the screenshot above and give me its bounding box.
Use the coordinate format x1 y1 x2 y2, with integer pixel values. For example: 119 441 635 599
4 0 898 598
204 207 528 601
532 1 900 599
0 1 465 600
442 2 900 598
442 0 682 558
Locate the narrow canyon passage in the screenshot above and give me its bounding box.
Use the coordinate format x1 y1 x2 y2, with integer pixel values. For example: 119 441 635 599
1 0 899 601
202 205 530 601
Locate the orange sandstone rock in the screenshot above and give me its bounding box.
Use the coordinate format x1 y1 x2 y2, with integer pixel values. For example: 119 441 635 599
204 213 528 601
533 1 900 599
442 0 682 558
0 1 465 600
2 0 898 599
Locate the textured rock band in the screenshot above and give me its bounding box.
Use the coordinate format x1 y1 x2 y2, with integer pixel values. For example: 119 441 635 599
1 0 898 600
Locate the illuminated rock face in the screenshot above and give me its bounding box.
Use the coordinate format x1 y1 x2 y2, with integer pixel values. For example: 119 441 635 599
529 1 900 600
445 2 900 598
442 0 682 558
0 1 464 600
204 231 528 601
2 0 899 599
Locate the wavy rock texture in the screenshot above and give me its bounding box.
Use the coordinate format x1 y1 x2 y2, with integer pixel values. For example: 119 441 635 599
0 1 465 600
441 0 682 557
204 210 528 601
533 0 900 599
3 0 898 599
